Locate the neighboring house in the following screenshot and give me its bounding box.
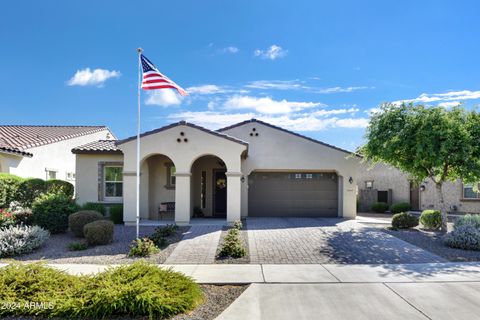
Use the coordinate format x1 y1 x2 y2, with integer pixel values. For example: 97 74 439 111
73 119 359 225
357 162 480 214
0 125 115 183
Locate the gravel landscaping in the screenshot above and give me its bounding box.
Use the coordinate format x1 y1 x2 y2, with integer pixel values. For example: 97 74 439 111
0 225 189 264
384 227 480 262
215 226 250 264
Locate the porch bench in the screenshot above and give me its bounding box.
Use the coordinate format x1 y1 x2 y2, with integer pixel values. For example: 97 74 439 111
158 202 175 220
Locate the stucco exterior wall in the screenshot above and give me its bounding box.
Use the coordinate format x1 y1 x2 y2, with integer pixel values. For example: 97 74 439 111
75 153 124 205
4 129 113 181
221 122 359 219
146 155 175 215
191 156 225 217
420 179 480 214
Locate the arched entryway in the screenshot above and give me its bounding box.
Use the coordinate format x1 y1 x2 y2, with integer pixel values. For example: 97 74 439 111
140 153 176 221
190 155 228 220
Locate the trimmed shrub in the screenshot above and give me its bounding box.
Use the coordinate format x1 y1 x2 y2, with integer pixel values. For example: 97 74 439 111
109 204 123 224
84 220 114 246
129 238 160 257
454 214 480 229
392 212 419 229
32 193 79 234
16 178 47 208
0 225 50 257
68 241 88 251
0 262 203 318
0 173 24 209
420 210 442 230
219 228 247 258
390 202 411 214
444 224 480 251
371 202 389 213
81 202 107 216
68 210 104 237
148 227 171 248
45 179 74 199
153 224 178 238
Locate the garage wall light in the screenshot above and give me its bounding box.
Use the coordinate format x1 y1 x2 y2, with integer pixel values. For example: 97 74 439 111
348 177 353 184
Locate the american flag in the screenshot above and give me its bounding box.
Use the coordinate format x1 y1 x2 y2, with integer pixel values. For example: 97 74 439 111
140 54 188 96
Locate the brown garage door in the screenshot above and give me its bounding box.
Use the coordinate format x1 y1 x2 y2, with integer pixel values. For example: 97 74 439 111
248 172 338 217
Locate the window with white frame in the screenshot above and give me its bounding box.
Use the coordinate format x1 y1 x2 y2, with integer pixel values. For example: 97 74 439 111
45 169 57 180
104 166 123 200
365 180 374 190
66 172 76 180
463 184 480 199
166 164 176 188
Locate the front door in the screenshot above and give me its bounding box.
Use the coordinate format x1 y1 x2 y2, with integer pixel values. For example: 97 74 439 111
213 170 227 217
410 182 420 210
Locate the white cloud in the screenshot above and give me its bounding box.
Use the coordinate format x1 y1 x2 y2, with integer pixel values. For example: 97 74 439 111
145 90 183 106
254 45 288 60
221 46 239 54
167 111 369 131
246 80 306 90
223 95 324 114
394 90 480 105
67 68 120 87
186 85 224 95
438 101 461 108
310 108 359 117
315 86 372 94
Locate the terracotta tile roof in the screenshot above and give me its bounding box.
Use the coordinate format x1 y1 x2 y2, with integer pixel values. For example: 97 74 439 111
72 140 122 154
0 125 110 157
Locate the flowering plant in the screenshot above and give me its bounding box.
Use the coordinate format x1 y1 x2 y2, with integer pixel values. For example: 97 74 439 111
0 208 15 227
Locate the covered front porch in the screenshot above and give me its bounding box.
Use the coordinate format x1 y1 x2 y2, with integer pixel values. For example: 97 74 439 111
117 122 248 225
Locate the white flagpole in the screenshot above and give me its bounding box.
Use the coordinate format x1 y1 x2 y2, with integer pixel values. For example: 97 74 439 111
136 47 143 239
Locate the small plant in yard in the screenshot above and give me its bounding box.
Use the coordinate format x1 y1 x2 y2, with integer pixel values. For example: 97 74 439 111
0 261 203 318
0 225 50 257
390 202 411 214
32 193 79 234
391 212 419 230
371 202 389 213
0 208 15 227
80 202 106 216
232 220 243 230
454 214 480 229
219 228 246 258
128 238 160 257
109 204 123 224
148 231 168 248
444 225 480 251
420 210 442 230
67 241 88 251
68 210 104 237
83 220 114 246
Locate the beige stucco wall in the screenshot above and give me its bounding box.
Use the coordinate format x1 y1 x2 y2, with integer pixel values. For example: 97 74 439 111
118 124 247 224
421 179 480 214
74 153 124 205
146 155 175 215
221 122 359 219
3 129 113 182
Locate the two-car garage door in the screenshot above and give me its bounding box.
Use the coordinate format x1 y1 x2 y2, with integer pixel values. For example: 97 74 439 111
248 172 339 217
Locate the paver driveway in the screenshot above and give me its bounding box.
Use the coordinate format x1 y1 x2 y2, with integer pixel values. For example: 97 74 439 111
247 217 446 264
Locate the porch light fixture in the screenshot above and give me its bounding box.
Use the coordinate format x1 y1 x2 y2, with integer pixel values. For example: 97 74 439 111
241 176 245 183
348 177 353 184
420 185 426 192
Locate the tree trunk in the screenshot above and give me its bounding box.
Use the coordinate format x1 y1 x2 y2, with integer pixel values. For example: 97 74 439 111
435 182 448 232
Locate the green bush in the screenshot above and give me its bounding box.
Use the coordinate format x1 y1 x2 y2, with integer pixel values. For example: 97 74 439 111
68 210 104 237
420 210 442 230
80 202 106 216
84 220 114 246
390 202 411 214
152 224 178 238
0 262 203 318
45 179 74 199
32 193 79 234
444 224 480 251
109 204 123 224
0 225 50 257
219 228 247 258
392 212 419 229
371 202 389 213
16 178 47 208
0 173 24 209
67 241 88 251
233 220 243 230
129 238 160 257
148 227 172 248
454 214 480 229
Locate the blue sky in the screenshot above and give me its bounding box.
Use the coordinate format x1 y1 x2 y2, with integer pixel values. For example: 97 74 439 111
1 1 480 151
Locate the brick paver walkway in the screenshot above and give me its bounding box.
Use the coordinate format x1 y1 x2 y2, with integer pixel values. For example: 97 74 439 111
247 218 446 264
165 225 222 264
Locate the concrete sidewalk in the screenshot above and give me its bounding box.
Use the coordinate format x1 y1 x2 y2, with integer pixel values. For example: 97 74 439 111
1 261 480 284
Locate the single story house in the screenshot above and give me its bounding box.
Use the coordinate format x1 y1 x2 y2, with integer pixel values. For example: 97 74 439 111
0 125 115 181
357 162 480 214
72 119 359 225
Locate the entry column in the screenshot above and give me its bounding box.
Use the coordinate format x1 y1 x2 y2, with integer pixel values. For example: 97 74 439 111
226 171 242 223
174 171 191 225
